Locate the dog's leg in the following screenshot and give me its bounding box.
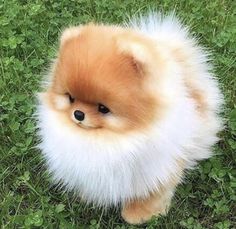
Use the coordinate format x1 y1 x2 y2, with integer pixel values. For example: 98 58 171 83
121 187 175 224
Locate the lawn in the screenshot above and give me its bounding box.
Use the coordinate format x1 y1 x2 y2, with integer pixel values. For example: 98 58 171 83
0 0 235 228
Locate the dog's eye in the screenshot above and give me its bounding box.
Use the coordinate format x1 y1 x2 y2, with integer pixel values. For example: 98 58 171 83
98 103 110 114
65 93 75 103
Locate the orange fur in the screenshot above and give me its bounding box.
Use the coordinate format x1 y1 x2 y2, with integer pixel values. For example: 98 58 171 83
47 25 167 132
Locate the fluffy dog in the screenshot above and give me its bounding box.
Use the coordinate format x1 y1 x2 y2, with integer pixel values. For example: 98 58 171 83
37 13 223 224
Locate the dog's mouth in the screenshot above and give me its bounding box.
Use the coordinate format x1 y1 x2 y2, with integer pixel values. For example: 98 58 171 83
77 122 102 130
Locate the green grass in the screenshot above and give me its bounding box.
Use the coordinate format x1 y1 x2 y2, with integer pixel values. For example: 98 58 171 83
0 0 235 228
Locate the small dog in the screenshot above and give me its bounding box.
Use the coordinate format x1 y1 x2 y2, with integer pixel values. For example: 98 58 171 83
37 13 223 224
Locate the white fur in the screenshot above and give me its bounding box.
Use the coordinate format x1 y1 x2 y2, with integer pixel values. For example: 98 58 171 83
37 13 223 206
60 26 81 45
54 94 70 110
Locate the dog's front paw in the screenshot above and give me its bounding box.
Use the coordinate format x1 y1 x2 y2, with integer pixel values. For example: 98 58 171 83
121 204 157 224
121 191 173 224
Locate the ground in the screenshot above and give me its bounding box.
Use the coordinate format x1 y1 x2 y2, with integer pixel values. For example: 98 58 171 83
0 0 235 228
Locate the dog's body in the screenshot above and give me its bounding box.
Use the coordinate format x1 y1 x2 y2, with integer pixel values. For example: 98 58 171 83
37 14 223 224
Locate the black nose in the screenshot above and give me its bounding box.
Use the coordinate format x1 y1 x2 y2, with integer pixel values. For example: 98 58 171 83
74 110 85 121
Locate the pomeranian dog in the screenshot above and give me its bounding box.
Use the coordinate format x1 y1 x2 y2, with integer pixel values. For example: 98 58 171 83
37 13 223 224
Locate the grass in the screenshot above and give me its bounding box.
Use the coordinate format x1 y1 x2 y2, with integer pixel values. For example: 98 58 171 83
0 0 235 228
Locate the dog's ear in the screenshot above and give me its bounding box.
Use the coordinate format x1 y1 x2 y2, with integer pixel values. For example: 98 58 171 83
116 34 153 76
59 26 81 47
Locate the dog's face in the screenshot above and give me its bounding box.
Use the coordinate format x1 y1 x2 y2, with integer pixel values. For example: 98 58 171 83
41 25 168 134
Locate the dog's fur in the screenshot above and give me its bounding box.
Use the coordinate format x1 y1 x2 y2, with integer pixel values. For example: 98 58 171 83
37 13 223 224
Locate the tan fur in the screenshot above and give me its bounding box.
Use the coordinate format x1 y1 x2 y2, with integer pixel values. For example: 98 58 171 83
47 25 168 133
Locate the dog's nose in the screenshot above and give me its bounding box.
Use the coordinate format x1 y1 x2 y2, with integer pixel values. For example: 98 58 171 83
74 110 85 121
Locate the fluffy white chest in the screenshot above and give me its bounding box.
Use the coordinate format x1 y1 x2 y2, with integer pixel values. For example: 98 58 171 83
38 98 206 206
39 119 176 205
